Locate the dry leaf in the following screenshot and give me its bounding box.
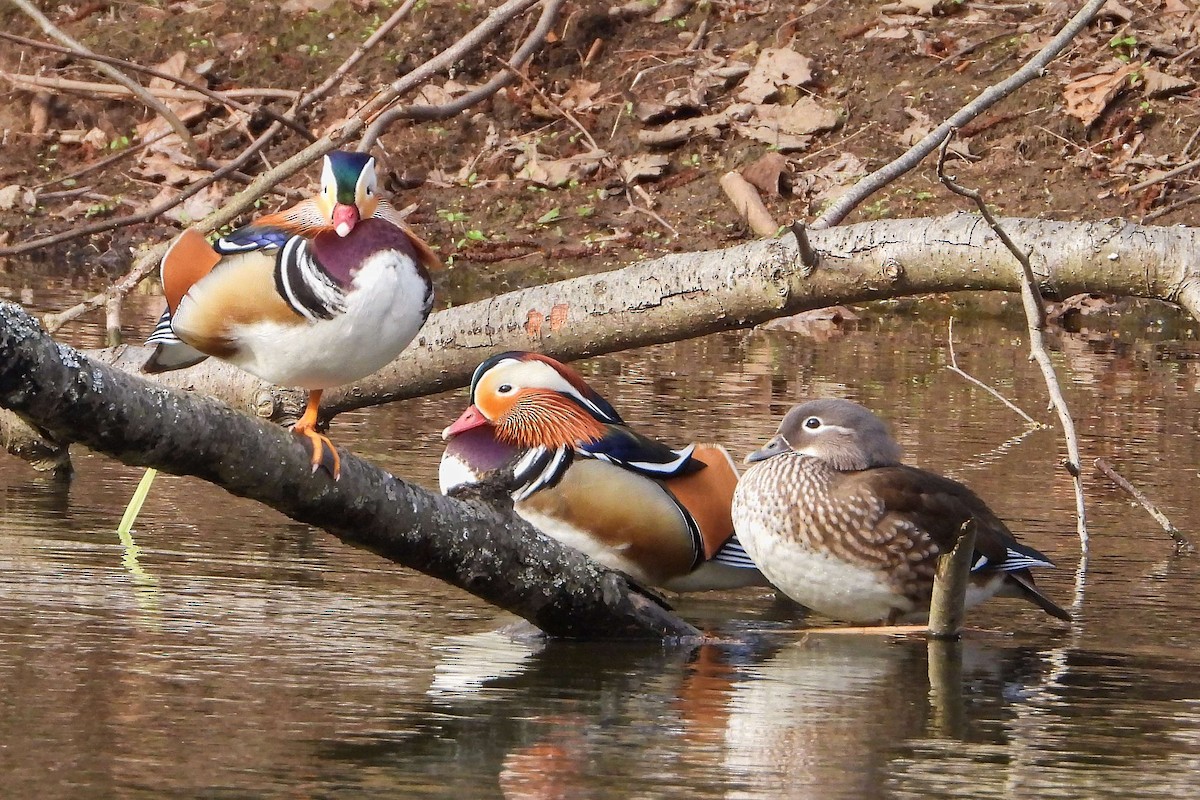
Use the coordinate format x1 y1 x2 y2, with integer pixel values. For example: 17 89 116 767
1063 64 1138 127
800 152 868 207
1099 0 1133 21
620 154 670 184
517 148 607 187
152 183 226 225
740 152 791 197
0 185 36 212
135 153 210 185
282 0 337 12
881 0 941 13
414 83 456 107
81 127 108 150
639 108 746 147
736 97 839 151
559 80 602 113
1142 68 1194 98
137 52 208 143
865 26 911 40
736 48 814 104
652 0 692 22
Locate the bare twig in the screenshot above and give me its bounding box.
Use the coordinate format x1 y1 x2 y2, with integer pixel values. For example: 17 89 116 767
0 31 310 139
6 121 278 262
625 188 679 239
361 0 561 142
31 128 176 191
11 0 201 162
790 220 819 274
812 0 1106 229
1143 188 1200 223
1126 155 1200 194
357 0 542 149
41 124 284 333
498 53 599 151
946 316 1039 425
937 133 1090 562
104 295 122 347
1095 458 1194 553
1 73 298 103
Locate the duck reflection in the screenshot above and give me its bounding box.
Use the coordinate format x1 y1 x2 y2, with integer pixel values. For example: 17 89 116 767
720 634 928 799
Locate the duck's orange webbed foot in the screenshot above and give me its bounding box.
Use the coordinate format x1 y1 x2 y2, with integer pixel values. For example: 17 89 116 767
294 426 341 479
292 390 341 480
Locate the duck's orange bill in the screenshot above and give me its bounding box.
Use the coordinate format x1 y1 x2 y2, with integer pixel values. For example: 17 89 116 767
443 405 489 439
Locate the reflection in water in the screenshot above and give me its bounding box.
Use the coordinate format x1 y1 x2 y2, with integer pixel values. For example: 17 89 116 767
2 291 1200 796
722 635 926 798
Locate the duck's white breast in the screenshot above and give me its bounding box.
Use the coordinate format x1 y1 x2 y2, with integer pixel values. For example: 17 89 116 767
231 250 430 389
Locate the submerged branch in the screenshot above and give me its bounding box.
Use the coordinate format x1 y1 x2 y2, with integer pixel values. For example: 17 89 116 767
0 302 699 641
1094 458 1193 554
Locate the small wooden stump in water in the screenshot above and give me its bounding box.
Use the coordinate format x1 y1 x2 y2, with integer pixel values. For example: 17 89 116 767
928 520 977 640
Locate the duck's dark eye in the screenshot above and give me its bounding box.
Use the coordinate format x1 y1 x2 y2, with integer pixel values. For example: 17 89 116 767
804 416 821 430
497 384 513 394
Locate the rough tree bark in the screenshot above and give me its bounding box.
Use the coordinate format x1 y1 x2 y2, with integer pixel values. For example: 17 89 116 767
0 302 700 640
9 213 1200 468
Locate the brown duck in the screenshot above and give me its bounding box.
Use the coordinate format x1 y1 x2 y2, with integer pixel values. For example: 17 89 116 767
732 399 1071 624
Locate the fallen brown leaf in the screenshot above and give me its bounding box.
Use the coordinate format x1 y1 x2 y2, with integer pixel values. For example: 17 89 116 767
736 48 814 104
1063 63 1138 127
1142 68 1194 98
736 97 839 151
620 154 670 184
740 152 791 198
0 185 36 212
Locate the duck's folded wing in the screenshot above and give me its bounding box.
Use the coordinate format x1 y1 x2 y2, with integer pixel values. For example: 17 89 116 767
580 425 699 478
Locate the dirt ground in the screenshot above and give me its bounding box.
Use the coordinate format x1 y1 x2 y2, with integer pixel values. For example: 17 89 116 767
1 0 1198 305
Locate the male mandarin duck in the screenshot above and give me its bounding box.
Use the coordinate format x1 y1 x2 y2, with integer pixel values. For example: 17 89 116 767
439 352 768 593
731 399 1071 625
143 151 441 479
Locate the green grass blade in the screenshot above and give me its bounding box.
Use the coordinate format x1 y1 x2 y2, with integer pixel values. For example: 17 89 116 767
117 467 158 540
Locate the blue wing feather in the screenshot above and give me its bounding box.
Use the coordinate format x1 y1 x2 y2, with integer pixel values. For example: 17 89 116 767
214 224 292 254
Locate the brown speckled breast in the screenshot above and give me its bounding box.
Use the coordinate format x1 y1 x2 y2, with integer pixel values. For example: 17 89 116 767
734 453 940 604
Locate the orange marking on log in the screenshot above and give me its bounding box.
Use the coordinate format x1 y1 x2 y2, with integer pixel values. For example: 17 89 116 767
548 303 569 331
524 310 545 337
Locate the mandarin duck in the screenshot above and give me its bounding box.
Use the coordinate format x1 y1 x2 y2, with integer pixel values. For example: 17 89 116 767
143 151 441 479
440 352 768 593
731 399 1071 624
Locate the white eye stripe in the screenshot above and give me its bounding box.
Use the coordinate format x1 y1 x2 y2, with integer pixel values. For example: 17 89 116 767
355 156 377 202
320 155 336 195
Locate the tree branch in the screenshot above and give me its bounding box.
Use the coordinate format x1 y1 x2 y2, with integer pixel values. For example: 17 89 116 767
8 215 1200 466
937 138 1090 558
0 301 699 641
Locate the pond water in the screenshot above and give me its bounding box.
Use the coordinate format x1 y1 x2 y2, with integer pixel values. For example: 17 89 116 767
2 286 1199 798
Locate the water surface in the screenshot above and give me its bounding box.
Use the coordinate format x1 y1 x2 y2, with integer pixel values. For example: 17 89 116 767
2 287 1198 798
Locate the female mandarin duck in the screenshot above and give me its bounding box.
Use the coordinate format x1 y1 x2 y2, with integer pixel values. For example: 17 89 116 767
440 352 768 592
143 151 441 479
732 399 1071 624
